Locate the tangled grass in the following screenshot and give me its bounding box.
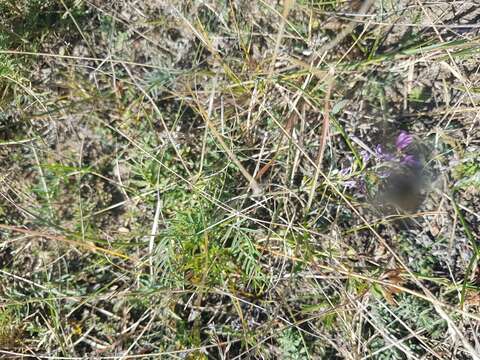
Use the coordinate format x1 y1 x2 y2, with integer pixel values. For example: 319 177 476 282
1 0 479 358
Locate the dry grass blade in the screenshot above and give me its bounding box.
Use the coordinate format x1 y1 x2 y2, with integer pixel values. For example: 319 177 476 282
268 0 296 77
306 69 334 211
186 87 262 195
0 224 130 260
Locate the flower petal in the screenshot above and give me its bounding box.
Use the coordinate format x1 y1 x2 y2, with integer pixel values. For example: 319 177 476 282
375 145 396 161
360 150 371 164
343 180 357 189
401 154 420 167
396 131 413 151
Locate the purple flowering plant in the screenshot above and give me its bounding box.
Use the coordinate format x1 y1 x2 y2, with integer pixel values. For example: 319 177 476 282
395 131 413 151
339 131 421 193
375 131 420 168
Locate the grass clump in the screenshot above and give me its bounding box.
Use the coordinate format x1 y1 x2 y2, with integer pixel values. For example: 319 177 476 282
1 0 480 358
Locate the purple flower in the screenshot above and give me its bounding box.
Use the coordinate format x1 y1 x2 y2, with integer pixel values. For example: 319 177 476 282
357 179 367 194
396 131 413 151
401 154 420 167
360 150 371 164
343 180 357 189
375 145 396 161
340 167 351 176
